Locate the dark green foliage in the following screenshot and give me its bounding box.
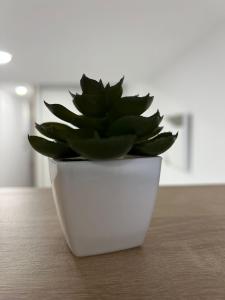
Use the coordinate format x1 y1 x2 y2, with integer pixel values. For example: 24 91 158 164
107 110 163 141
35 122 93 142
131 132 178 156
105 77 124 103
44 102 105 130
109 94 154 119
28 135 78 159
29 75 177 160
35 122 76 142
80 74 104 94
68 135 135 160
73 94 106 117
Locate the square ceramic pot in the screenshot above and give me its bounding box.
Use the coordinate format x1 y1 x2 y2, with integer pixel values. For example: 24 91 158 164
49 157 162 257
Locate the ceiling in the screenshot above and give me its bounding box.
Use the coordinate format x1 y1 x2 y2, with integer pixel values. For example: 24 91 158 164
0 0 225 85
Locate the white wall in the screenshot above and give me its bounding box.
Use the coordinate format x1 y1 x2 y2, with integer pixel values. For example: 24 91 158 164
0 88 33 187
148 25 225 184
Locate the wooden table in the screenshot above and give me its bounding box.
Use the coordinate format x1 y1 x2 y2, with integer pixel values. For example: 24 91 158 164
1 186 225 300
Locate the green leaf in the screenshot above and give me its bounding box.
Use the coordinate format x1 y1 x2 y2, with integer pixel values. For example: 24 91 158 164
131 132 178 156
68 135 135 160
36 122 93 142
35 122 76 142
80 74 104 94
105 77 124 106
108 111 163 139
73 94 106 117
135 126 163 144
44 102 105 130
28 135 78 159
110 94 153 118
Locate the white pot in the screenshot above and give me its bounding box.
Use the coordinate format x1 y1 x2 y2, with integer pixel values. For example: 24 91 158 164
49 157 162 257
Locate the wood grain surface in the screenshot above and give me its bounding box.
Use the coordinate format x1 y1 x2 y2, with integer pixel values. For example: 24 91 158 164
1 185 225 300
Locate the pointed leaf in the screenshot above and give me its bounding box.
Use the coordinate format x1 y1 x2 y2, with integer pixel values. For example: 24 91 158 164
28 135 78 159
110 94 153 118
35 122 76 142
105 77 124 106
44 102 105 130
69 90 75 98
135 126 163 144
73 94 106 117
68 135 135 160
108 111 163 139
80 74 104 94
36 122 93 142
131 132 178 156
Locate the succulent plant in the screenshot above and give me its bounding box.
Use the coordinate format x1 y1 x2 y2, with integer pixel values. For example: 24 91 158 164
28 75 177 160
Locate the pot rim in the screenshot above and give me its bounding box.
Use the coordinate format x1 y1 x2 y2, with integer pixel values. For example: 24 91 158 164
49 156 162 164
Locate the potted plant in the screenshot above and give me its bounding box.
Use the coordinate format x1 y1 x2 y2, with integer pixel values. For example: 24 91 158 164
29 75 177 257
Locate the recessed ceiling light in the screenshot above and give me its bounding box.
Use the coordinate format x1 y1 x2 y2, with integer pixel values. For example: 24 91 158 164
15 86 28 96
0 51 12 64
